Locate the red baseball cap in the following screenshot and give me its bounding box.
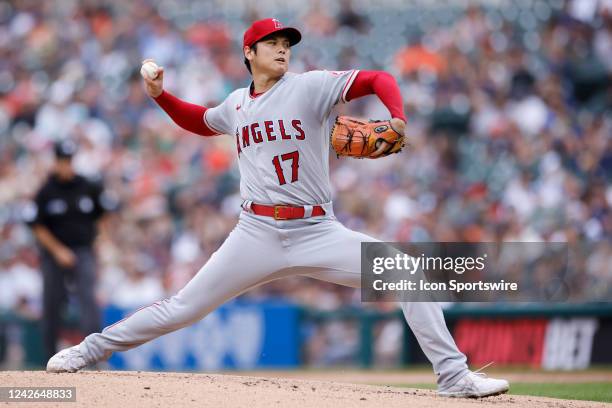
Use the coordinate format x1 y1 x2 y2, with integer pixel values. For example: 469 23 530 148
243 18 301 49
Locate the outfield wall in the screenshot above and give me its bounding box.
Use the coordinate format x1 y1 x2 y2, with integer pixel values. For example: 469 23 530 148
1 303 612 370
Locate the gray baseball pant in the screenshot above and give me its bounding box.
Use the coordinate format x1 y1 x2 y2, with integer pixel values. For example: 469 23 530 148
80 210 468 388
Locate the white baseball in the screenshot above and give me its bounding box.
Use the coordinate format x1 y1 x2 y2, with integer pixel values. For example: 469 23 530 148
140 61 160 80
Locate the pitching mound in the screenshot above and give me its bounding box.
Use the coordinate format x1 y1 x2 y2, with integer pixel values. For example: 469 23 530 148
0 371 606 408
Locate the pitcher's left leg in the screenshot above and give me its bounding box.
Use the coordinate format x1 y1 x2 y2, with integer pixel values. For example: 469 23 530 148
290 220 472 390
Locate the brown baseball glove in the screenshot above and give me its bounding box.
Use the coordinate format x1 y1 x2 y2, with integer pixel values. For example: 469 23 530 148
330 116 405 159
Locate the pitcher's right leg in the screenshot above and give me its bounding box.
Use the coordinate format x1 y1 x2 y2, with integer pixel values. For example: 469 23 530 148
48 215 288 371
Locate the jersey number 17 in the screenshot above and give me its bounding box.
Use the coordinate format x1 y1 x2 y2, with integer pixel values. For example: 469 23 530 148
272 150 299 185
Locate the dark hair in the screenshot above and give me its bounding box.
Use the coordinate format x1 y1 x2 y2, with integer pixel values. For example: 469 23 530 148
244 42 258 74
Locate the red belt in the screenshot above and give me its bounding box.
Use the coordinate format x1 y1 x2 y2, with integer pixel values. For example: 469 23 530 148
249 203 326 220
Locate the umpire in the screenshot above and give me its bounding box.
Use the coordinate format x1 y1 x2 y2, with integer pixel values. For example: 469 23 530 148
27 140 112 360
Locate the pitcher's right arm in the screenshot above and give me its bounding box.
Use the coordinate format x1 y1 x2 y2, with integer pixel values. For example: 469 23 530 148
141 59 219 137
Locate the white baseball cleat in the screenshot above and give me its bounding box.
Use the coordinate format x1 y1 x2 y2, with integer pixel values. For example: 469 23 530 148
437 371 509 398
46 345 88 373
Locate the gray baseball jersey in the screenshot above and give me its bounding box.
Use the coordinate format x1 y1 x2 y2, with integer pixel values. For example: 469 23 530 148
204 70 359 205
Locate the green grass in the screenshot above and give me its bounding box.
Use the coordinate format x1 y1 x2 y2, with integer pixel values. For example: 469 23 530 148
396 382 612 403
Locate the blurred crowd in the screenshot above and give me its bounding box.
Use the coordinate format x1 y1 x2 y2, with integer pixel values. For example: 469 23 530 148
0 0 610 360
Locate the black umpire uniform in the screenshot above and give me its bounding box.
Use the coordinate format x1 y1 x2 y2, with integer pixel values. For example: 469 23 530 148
27 140 113 360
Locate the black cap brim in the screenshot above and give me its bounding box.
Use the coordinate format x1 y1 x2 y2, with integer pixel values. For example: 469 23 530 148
54 140 77 159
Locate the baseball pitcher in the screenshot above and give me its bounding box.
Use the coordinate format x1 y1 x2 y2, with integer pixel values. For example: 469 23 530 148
47 18 509 398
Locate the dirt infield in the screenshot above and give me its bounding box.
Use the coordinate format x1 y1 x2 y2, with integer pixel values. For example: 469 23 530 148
240 369 612 385
1 371 609 408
